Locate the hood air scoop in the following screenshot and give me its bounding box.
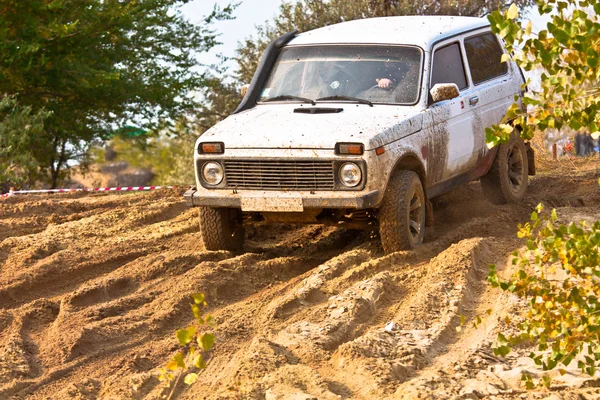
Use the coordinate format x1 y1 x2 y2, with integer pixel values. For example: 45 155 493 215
294 107 343 114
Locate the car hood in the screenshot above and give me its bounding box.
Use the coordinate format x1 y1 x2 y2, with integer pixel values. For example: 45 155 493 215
199 103 423 150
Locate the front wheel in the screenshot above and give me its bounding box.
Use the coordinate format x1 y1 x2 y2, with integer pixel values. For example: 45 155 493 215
379 170 426 253
198 207 244 251
480 133 528 205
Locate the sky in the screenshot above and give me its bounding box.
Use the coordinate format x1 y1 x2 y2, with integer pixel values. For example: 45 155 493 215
181 0 283 68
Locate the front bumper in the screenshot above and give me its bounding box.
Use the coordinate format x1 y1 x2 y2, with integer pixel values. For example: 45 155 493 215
184 187 381 210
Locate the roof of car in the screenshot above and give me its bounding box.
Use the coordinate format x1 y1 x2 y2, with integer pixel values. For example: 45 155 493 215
287 16 491 50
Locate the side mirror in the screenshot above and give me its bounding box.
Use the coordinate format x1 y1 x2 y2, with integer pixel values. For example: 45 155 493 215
429 83 460 104
240 84 250 97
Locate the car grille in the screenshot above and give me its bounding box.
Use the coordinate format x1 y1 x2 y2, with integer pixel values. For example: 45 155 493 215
223 160 335 190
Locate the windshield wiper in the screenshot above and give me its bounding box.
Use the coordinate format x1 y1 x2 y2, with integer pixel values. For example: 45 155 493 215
263 95 316 105
316 96 373 107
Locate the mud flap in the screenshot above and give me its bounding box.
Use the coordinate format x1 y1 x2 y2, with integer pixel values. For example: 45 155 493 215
425 200 434 227
525 142 536 176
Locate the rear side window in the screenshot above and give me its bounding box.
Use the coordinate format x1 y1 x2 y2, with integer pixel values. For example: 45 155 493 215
430 43 468 90
464 33 508 84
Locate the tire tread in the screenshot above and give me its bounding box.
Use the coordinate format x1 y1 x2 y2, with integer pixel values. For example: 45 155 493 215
379 170 424 253
199 207 244 251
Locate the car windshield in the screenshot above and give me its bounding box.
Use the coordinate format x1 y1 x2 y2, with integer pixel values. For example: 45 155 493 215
259 45 422 105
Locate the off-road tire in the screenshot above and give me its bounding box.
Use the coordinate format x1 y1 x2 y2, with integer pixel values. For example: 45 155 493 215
379 170 426 253
198 207 244 251
480 133 529 205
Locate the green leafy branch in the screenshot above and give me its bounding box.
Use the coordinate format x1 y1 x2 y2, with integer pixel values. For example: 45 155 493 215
159 293 216 394
485 1 600 146
489 204 600 386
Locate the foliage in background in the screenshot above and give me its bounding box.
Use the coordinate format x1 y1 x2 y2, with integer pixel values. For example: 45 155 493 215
93 133 196 186
234 0 534 83
0 96 49 187
0 0 234 188
486 1 600 147
159 293 215 395
93 76 242 186
489 205 600 386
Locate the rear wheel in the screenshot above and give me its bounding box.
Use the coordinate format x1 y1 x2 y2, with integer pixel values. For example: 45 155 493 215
379 170 425 253
198 207 244 251
480 133 528 204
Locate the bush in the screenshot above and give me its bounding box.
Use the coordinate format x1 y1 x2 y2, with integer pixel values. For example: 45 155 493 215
159 293 216 394
489 204 600 384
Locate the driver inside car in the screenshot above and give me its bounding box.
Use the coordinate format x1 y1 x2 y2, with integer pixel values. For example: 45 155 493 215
366 60 420 103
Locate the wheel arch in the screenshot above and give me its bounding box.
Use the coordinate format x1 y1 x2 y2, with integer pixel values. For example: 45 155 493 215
387 153 428 200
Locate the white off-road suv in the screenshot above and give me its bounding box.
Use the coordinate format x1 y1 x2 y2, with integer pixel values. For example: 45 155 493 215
184 16 534 253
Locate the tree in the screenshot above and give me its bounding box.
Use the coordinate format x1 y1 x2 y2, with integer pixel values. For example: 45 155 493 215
0 0 233 188
0 96 49 188
483 1 600 385
485 2 600 146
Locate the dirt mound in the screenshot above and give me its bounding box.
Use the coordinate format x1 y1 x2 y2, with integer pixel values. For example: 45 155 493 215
0 161 599 399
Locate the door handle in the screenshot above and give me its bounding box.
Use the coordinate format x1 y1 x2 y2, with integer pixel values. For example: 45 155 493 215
469 96 479 106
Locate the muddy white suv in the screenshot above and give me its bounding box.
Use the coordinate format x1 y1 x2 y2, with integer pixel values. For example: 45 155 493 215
184 16 534 253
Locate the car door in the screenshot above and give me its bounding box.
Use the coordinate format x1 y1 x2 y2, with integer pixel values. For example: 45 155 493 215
426 40 476 182
463 31 518 157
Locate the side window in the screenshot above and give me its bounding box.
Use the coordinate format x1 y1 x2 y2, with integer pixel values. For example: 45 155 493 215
430 43 468 90
464 33 508 84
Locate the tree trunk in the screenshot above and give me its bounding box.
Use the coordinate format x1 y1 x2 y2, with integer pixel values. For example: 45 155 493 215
50 140 67 189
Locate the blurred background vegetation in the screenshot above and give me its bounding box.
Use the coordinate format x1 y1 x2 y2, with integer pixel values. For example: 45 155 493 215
1 0 534 189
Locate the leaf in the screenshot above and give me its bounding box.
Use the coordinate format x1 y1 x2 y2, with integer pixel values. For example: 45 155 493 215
191 304 202 320
531 211 538 221
525 379 535 390
166 360 179 371
501 53 511 63
497 333 509 345
184 373 198 385
525 20 533 36
177 327 196 346
174 352 186 368
199 333 215 351
193 354 207 369
507 4 519 20
192 293 205 305
541 374 552 388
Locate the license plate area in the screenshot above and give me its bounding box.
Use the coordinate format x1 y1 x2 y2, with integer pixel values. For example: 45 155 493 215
240 195 304 212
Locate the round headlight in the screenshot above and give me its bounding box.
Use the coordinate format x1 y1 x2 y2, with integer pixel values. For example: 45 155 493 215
202 162 224 186
339 162 362 187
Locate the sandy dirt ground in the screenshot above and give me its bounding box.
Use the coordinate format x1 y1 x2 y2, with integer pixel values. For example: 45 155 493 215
1 158 599 399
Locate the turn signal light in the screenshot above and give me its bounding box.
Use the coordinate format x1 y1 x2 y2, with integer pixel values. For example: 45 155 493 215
199 142 224 154
336 143 364 155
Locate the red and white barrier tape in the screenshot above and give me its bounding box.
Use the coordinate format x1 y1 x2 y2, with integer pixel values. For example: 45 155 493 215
1 186 176 198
